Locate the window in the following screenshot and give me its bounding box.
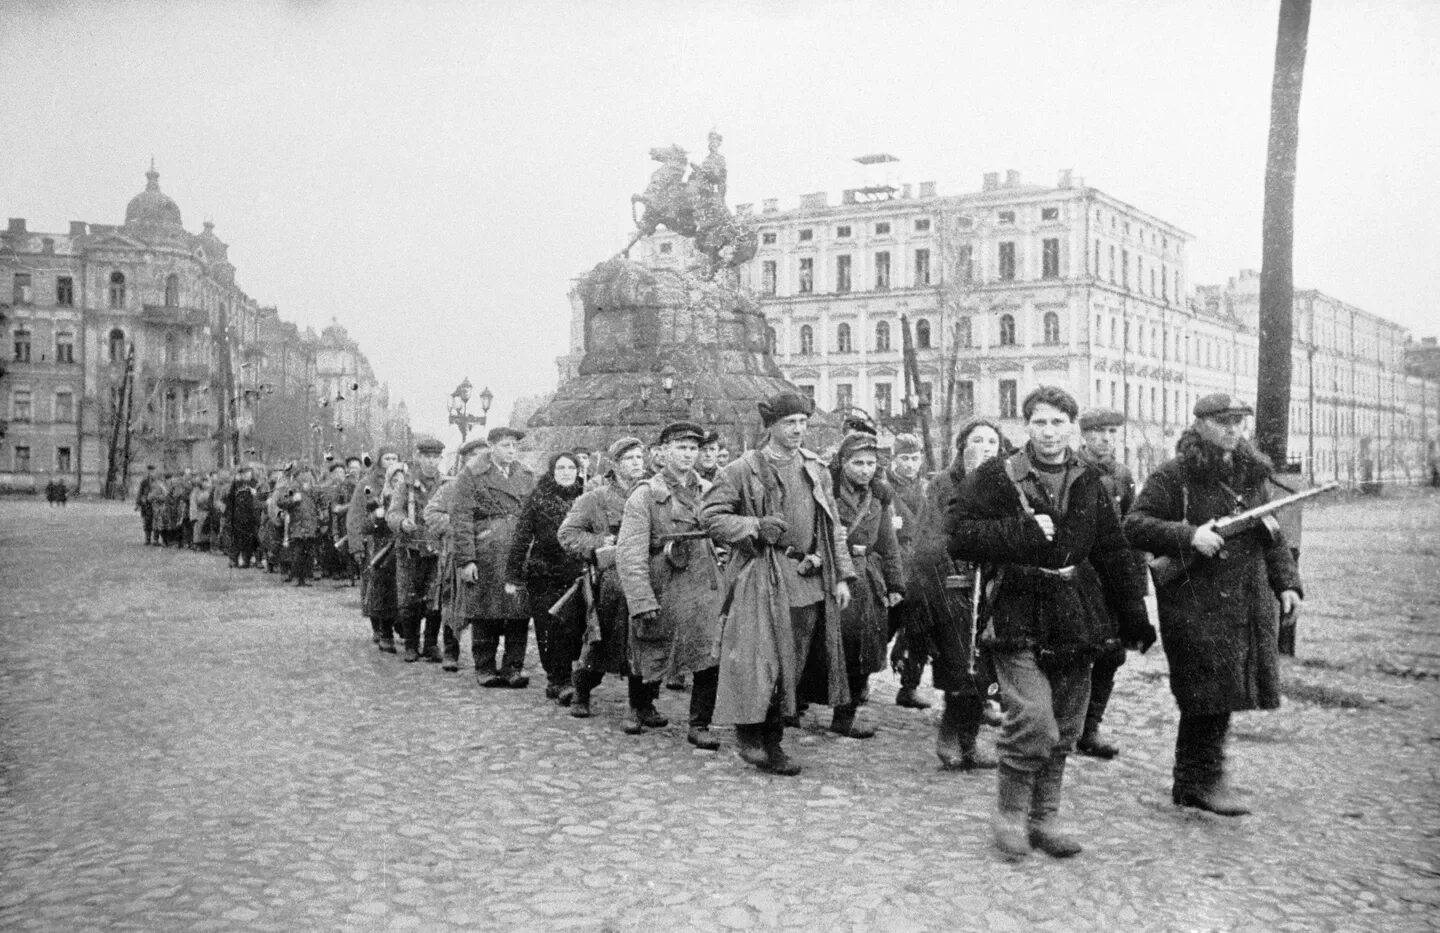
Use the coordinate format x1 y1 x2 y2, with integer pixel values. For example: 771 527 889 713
836 255 851 293
56 276 73 306
13 273 32 304
797 257 814 294
799 324 814 355
998 242 1016 281
54 391 74 423
761 260 777 296
109 271 126 308
999 380 1018 419
875 222 891 235
835 383 853 410
762 232 777 245
916 318 931 349
1043 311 1061 344
1161 264 1169 302
914 218 931 232
1041 207 1059 221
875 383 892 417
874 320 891 352
1121 249 1130 289
165 274 180 307
874 251 890 289
798 384 815 401
57 447 71 473
998 210 1016 224
999 313 1016 346
955 380 975 418
13 328 31 362
1042 238 1060 279
1108 246 1116 283
914 248 930 286
659 242 673 255
836 322 853 353
798 228 813 242
13 446 30 473
836 225 852 239
55 332 75 364
1110 318 1118 347
955 318 972 348
164 332 178 364
1150 268 1157 296
108 328 126 362
1136 257 1143 292
1094 240 1101 274
957 244 974 282
13 389 33 422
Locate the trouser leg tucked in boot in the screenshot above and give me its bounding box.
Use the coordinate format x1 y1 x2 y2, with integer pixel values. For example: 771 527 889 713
1173 712 1248 815
376 614 398 653
937 692 997 770
623 675 649 734
570 668 599 718
1028 753 1082 857
993 764 1036 860
400 605 422 662
735 722 770 769
687 666 720 750
500 618 530 687
441 624 460 670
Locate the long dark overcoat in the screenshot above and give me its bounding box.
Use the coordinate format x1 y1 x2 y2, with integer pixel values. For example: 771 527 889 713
558 475 635 675
451 460 535 621
701 448 858 725
834 476 904 677
1124 448 1302 714
506 474 585 626
617 470 722 681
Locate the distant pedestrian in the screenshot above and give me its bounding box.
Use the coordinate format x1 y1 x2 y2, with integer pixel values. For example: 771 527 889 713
226 466 260 568
136 464 158 544
278 466 322 587
388 436 447 662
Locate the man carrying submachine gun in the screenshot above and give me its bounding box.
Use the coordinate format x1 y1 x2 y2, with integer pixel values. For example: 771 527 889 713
1126 393 1336 817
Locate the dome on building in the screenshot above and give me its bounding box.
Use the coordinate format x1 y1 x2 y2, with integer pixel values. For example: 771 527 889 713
124 161 183 230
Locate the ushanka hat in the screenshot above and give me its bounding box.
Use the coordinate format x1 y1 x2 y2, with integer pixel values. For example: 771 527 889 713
758 390 814 427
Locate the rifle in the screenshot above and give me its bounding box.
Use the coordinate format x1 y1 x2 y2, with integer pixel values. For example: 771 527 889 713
1147 480 1339 586
282 510 291 549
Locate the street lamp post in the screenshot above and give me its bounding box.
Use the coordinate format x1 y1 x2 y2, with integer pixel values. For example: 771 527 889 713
448 378 493 459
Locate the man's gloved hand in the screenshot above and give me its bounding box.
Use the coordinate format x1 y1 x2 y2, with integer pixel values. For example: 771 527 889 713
756 516 788 545
1120 609 1157 654
632 609 662 641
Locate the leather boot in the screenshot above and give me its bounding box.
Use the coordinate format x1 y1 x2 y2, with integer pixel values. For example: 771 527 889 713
637 681 668 728
829 706 876 739
569 670 595 718
761 716 801 776
623 705 645 735
993 765 1035 860
895 686 932 709
1028 755 1083 857
1077 718 1119 759
1173 781 1251 816
735 723 770 769
938 694 997 770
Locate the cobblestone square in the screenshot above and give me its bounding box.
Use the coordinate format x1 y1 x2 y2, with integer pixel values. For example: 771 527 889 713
2 494 1437 932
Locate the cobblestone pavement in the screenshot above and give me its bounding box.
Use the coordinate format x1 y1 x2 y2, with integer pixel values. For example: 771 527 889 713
1 493 1437 933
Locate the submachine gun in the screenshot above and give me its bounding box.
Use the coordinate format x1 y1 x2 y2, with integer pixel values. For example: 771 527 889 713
1147 480 1339 586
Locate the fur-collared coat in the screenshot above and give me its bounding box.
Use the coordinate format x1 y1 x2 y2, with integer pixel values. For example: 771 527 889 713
1124 431 1302 714
617 469 722 681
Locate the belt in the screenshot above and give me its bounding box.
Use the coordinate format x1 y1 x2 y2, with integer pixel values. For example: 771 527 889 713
1014 564 1077 582
849 544 868 557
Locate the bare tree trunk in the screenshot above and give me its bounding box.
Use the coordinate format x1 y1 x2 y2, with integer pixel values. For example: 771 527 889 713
1255 0 1311 466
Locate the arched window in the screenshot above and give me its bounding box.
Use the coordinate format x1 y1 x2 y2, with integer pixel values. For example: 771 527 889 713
999 313 1016 346
915 318 931 349
108 328 126 362
1042 311 1061 344
874 320 891 352
109 271 126 309
799 324 814 355
836 322 852 354
165 274 179 307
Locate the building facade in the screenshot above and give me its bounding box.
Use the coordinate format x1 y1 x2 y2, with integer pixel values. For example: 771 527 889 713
0 166 406 493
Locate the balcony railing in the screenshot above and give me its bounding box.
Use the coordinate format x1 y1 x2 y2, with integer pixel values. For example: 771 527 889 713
141 305 209 327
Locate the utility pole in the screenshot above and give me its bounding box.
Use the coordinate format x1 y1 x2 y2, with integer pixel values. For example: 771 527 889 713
104 343 135 499
1255 0 1312 465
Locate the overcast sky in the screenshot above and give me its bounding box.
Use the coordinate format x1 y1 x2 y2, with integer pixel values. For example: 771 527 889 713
2 0 1436 444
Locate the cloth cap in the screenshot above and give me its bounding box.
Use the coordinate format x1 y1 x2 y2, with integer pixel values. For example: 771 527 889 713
758 391 814 427
1078 408 1126 431
457 437 489 457
838 431 881 463
700 430 722 448
892 433 922 455
659 420 706 445
487 426 525 443
607 436 645 461
414 435 446 455
1193 393 1254 419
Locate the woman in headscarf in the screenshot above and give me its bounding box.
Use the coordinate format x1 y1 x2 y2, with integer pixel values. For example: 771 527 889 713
912 418 1012 771
506 451 586 703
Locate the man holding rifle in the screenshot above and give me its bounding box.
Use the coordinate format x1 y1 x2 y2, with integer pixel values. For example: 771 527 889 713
1125 394 1304 817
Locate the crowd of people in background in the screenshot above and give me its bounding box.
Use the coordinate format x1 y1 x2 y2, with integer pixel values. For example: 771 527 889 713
128 384 1302 861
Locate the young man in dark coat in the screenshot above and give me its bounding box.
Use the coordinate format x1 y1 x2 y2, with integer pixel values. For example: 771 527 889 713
451 426 536 687
947 386 1154 859
1074 407 1137 759
701 390 856 777
388 436 448 662
226 466 261 568
885 432 932 709
1124 394 1302 817
278 465 322 586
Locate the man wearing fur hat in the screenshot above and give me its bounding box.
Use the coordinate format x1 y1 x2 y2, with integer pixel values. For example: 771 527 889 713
701 390 856 776
1125 394 1302 817
617 421 724 747
452 426 536 687
388 436 448 663
1073 408 1138 759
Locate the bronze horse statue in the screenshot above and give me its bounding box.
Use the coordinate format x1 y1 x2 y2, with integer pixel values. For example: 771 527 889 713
621 138 757 278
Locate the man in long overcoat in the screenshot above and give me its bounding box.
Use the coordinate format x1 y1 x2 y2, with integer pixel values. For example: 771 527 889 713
701 391 856 776
618 421 724 747
1124 394 1302 817
431 438 487 670
451 426 535 688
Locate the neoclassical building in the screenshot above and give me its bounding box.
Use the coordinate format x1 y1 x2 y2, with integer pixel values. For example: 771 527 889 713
1 165 406 493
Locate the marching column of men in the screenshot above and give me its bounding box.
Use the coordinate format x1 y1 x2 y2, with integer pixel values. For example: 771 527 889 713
129 383 1304 860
